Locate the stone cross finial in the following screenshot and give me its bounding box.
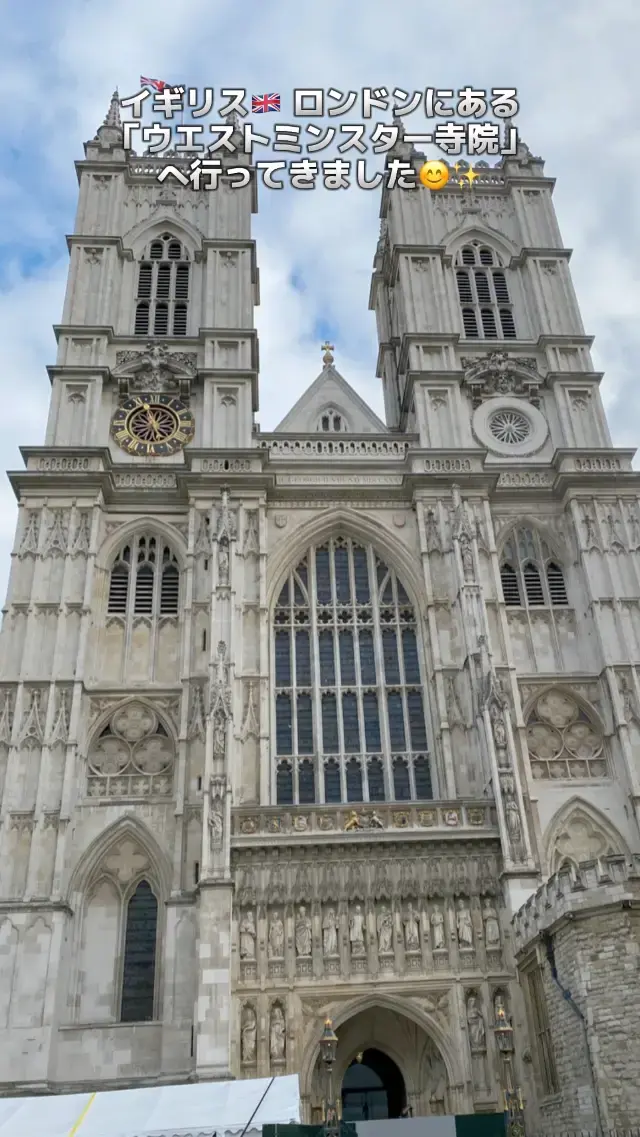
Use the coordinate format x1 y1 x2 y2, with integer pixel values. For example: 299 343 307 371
321 341 334 367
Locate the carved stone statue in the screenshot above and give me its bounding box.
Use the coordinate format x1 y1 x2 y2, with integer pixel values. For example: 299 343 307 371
456 899 474 948
208 782 223 850
403 903 420 951
430 905 446 950
212 710 226 757
483 899 501 947
349 904 366 955
322 908 339 956
295 905 312 957
459 534 474 580
505 797 522 843
466 994 486 1050
239 910 256 960
269 1004 286 1060
241 1005 257 1063
218 541 230 584
425 509 441 553
490 702 507 749
268 910 284 959
376 904 394 953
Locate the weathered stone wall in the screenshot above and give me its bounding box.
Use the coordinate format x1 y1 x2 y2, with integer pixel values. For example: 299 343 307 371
514 855 640 1131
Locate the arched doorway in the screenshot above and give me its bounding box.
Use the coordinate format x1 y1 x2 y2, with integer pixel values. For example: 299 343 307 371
341 1048 406 1121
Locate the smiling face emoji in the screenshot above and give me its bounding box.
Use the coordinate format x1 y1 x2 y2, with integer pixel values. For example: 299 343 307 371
419 160 450 190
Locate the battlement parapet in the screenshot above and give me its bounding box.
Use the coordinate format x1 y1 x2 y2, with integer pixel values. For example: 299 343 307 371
513 854 640 954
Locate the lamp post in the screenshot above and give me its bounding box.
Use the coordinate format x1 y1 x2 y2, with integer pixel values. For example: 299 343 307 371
493 1008 526 1137
319 1018 340 1137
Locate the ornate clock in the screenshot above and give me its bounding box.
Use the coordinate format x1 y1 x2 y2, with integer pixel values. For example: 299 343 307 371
111 393 195 457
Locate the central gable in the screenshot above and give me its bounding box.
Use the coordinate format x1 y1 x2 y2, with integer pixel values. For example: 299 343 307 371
275 363 387 434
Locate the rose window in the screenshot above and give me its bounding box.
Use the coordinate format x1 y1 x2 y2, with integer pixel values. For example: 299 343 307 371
88 701 174 799
525 690 606 780
488 408 531 445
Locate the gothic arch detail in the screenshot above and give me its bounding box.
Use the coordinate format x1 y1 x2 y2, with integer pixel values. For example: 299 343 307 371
543 797 629 875
86 699 176 800
315 405 349 433
524 687 607 781
123 213 203 259
272 534 433 805
299 995 459 1117
65 817 169 1025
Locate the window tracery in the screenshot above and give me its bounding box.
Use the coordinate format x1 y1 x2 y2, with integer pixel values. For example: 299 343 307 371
455 242 516 340
134 232 190 337
107 534 180 621
273 537 433 805
525 690 607 780
500 527 568 608
87 701 174 798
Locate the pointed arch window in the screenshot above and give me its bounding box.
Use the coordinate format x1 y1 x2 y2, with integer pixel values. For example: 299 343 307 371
316 407 348 432
273 537 434 805
500 527 568 609
455 242 516 340
134 233 190 337
107 534 180 623
120 880 158 1022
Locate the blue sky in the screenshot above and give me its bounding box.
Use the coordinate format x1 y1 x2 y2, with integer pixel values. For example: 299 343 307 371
0 0 639 600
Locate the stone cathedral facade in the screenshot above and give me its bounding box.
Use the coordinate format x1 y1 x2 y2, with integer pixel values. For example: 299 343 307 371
0 92 639 1128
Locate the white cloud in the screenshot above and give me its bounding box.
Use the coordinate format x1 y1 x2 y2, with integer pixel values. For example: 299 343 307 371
0 0 639 606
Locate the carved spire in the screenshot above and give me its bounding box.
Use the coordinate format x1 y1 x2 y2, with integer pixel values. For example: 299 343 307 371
104 89 122 129
94 89 123 148
321 341 334 368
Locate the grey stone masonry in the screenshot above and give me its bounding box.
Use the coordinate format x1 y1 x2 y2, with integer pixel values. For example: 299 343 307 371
514 855 640 1133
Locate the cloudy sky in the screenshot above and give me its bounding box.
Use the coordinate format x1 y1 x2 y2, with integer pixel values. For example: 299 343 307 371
0 0 638 602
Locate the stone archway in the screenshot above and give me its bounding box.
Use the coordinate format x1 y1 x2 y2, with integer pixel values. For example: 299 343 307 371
304 1004 455 1121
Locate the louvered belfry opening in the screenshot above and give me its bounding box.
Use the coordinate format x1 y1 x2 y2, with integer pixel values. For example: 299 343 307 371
107 535 180 621
455 242 516 340
273 537 434 806
500 527 569 609
134 233 190 337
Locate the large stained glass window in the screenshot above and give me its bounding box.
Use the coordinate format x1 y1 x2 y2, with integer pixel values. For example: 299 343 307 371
273 538 433 805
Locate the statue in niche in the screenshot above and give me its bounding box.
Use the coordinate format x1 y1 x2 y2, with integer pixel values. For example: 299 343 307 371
376 904 394 953
459 533 474 580
218 540 230 584
425 509 441 553
482 898 501 947
322 908 339 956
466 993 486 1050
239 910 256 959
270 1004 286 1060
430 904 446 950
268 910 285 959
349 904 366 955
212 710 226 758
208 781 224 851
425 1054 448 1115
403 903 420 951
456 899 474 948
241 1005 257 1063
295 905 312 957
505 797 522 844
490 701 507 750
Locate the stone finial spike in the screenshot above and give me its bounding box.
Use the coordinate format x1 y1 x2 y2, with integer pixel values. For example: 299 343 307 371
104 89 121 129
321 341 334 367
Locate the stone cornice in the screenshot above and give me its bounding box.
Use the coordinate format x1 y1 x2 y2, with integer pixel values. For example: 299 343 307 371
510 247 572 268
66 234 134 261
0 899 72 916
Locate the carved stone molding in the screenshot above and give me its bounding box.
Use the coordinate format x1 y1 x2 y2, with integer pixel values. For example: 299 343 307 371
461 351 544 408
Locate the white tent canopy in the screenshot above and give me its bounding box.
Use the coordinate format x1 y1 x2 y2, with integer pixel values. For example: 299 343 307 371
0 1074 301 1137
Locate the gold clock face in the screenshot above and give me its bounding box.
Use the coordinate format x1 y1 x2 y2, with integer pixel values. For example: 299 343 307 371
111 393 195 457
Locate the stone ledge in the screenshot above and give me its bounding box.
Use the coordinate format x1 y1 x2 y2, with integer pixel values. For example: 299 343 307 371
513 854 640 954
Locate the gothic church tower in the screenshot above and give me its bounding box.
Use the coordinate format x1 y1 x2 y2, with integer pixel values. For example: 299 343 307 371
0 93 638 1128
